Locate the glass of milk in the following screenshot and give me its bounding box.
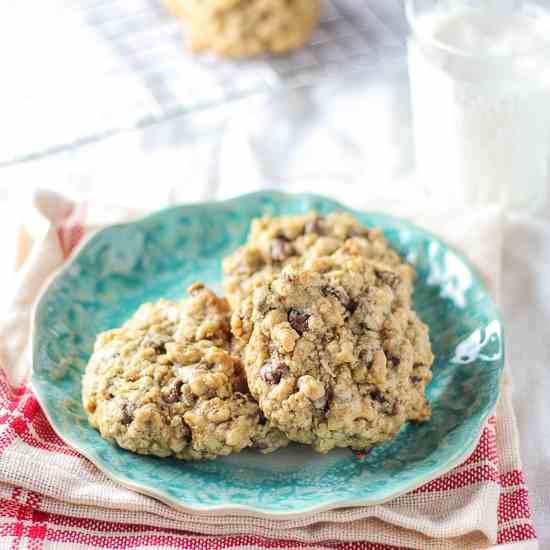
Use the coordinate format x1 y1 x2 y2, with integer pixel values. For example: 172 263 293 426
406 0 550 209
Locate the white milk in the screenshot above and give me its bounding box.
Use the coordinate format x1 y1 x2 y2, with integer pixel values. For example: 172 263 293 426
408 9 550 208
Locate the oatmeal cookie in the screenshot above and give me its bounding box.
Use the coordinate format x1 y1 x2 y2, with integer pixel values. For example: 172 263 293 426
83 287 287 460
176 0 321 58
225 211 414 345
243 256 433 453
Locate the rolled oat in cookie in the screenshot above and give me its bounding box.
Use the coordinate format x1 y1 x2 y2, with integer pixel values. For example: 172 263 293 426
243 256 433 454
82 286 288 460
175 282 231 346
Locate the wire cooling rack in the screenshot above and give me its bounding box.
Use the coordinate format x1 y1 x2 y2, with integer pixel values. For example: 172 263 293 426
4 0 406 165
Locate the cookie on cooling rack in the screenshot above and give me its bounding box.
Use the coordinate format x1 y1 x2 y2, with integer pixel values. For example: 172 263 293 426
165 0 321 58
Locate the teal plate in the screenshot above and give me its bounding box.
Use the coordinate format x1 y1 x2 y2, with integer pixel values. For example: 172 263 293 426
31 191 504 518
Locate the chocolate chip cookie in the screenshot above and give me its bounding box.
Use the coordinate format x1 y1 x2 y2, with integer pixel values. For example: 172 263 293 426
82 286 287 460
173 0 321 58
243 256 433 453
225 211 415 346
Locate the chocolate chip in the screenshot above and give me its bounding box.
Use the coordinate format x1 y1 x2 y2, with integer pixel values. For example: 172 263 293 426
288 308 309 335
304 216 325 235
271 236 294 262
386 401 400 416
410 376 422 384
121 405 133 425
153 342 167 355
260 363 289 384
370 388 386 403
347 299 359 314
163 379 183 403
389 356 401 368
321 286 351 310
323 387 334 413
375 269 400 288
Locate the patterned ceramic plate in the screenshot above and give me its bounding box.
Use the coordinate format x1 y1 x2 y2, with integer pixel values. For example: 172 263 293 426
31 191 504 518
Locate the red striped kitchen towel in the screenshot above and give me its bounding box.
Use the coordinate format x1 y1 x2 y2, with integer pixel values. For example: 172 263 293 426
0 191 537 549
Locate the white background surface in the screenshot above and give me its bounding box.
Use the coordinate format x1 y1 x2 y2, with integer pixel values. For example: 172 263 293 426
1 1 549 546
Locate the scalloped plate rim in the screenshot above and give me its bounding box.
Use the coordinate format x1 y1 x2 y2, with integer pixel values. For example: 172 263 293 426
30 190 505 518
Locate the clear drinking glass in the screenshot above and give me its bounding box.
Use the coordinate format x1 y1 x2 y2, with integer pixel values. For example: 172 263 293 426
406 0 550 209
